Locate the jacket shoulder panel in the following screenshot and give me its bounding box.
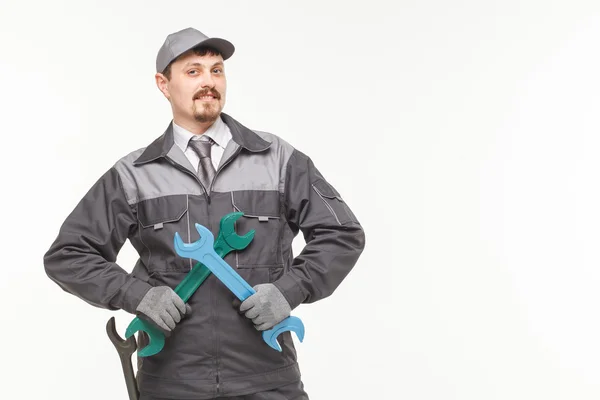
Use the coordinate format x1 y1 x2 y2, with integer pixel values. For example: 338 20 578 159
112 147 146 205
252 130 297 194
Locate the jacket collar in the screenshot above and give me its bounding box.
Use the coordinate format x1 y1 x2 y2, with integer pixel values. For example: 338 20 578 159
133 112 271 165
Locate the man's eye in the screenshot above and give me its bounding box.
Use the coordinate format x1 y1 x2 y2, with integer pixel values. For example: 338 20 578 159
213 68 222 73
188 70 198 75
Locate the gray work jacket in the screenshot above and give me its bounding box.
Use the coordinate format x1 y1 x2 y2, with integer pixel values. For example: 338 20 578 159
44 112 366 399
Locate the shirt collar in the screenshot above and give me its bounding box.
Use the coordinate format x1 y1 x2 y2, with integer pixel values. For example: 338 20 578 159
133 112 271 166
172 115 231 152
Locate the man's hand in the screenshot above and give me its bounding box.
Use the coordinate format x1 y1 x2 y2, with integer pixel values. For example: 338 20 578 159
234 283 291 331
135 286 191 334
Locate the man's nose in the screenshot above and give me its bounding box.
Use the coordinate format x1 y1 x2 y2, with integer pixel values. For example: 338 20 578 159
199 72 215 88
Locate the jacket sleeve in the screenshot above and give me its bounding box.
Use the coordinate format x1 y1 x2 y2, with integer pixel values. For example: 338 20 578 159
273 149 366 310
43 167 153 314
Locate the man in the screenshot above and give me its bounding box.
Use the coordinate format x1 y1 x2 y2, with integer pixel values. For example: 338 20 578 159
44 27 366 399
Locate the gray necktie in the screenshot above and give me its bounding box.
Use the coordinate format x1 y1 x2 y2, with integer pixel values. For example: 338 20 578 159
188 137 216 189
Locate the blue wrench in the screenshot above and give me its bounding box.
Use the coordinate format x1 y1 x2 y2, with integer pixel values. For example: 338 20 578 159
173 223 305 351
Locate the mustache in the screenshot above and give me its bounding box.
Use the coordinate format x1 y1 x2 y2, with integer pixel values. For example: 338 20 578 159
193 89 220 100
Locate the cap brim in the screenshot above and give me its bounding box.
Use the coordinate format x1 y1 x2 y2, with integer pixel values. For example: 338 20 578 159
197 37 235 60
171 38 235 67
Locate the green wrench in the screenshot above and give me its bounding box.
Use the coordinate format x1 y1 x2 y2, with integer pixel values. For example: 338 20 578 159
125 211 255 357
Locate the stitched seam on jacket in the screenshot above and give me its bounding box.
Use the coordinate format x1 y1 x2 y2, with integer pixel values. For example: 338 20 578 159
136 370 216 382
113 164 140 205
186 194 192 270
312 184 341 225
115 168 135 206
219 363 300 382
137 216 152 268
231 191 280 219
138 206 188 228
237 263 284 268
137 362 298 384
135 191 202 204
231 192 240 269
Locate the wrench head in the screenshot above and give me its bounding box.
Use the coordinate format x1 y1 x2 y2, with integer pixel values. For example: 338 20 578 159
219 212 255 251
124 317 166 357
173 223 215 261
106 316 137 356
261 316 305 352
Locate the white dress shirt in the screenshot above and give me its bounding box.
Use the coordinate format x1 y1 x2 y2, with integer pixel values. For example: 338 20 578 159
172 116 232 172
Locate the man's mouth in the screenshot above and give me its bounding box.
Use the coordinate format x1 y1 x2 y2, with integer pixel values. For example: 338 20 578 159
195 93 219 101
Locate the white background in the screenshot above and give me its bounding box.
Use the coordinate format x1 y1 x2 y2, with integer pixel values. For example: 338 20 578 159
2 0 600 399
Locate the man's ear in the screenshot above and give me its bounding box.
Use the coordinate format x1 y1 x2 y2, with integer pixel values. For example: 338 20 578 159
155 73 170 99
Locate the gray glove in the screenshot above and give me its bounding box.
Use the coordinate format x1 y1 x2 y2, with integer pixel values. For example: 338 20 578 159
237 283 291 331
136 286 191 334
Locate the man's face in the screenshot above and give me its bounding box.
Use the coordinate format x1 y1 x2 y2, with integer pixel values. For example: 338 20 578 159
157 51 227 125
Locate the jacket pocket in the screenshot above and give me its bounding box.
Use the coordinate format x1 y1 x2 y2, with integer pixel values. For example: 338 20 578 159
231 190 283 268
312 179 357 225
136 194 190 272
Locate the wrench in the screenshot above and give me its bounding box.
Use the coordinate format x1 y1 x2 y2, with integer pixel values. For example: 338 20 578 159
173 223 306 352
125 212 255 357
106 316 139 400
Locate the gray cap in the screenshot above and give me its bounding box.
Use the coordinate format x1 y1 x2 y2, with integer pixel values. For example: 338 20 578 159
156 27 235 73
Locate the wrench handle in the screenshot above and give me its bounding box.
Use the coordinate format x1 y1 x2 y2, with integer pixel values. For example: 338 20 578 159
199 251 256 301
174 261 212 302
117 351 140 400
174 234 232 300
172 233 235 300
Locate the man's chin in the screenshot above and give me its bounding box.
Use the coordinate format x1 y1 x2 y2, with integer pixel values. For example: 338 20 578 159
193 109 221 123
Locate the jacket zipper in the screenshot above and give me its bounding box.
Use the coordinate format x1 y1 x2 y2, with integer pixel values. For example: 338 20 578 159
165 156 211 203
166 146 243 396
165 144 242 202
209 145 242 195
210 145 241 396
166 154 221 393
